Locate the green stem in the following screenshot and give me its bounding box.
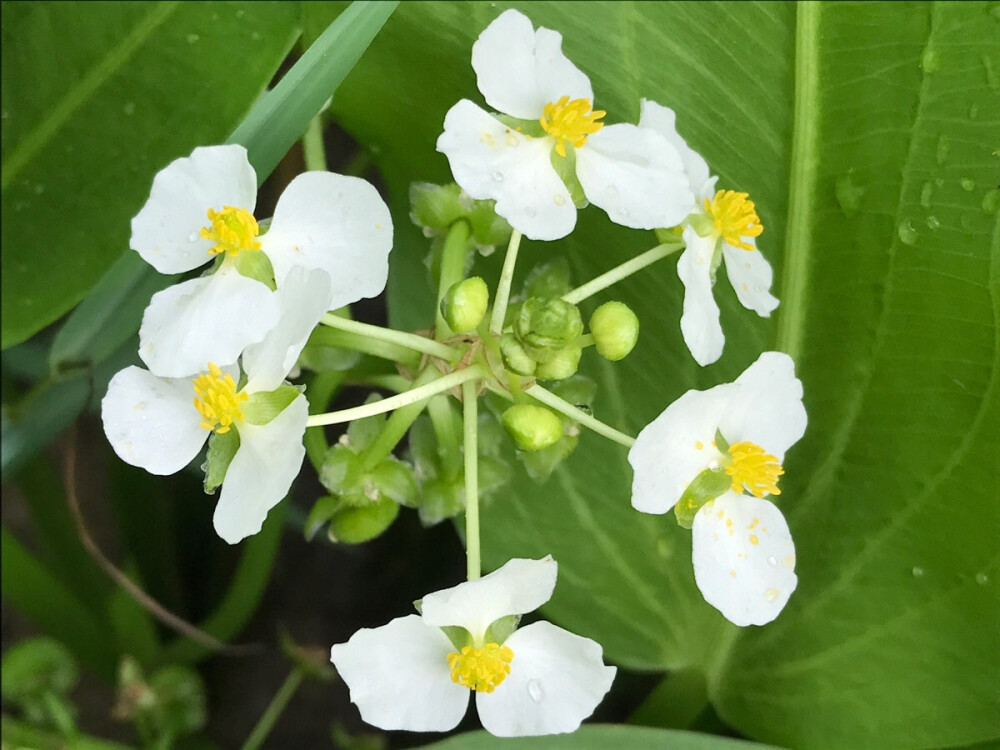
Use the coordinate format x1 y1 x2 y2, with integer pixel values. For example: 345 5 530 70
358 367 442 471
240 666 305 750
526 384 636 448
489 230 523 334
308 366 484 427
304 370 346 472
462 380 480 581
321 313 461 361
435 220 472 337
302 115 328 172
561 242 684 305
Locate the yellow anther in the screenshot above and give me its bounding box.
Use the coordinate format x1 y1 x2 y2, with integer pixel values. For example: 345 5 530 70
447 643 514 693
725 441 783 498
200 206 261 256
192 363 247 434
539 96 605 157
704 190 764 251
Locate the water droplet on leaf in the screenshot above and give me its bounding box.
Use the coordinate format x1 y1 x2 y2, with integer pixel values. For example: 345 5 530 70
975 572 989 585
982 189 1000 215
912 566 925 577
835 172 864 217
926 215 940 230
920 47 941 73
919 182 933 208
935 135 950 164
186 33 200 44
123 101 136 116
960 178 975 191
897 219 919 245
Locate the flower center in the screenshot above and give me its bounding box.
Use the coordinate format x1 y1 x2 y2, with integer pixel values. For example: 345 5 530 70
704 190 764 251
447 643 514 693
192 363 247 434
200 206 261 257
539 96 605 157
725 441 783 498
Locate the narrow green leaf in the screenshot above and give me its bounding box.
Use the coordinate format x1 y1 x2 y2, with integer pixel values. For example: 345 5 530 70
417 725 782 750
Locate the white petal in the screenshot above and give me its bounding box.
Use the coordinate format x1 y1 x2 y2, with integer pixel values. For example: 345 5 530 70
101 366 207 475
330 615 469 732
476 621 616 737
692 492 797 626
677 227 724 366
722 240 779 317
242 267 331 392
212 395 307 544
138 265 279 378
719 352 807 462
637 100 713 200
629 383 738 514
261 171 392 311
130 145 257 274
576 124 694 230
437 101 575 241
471 10 592 119
421 557 557 641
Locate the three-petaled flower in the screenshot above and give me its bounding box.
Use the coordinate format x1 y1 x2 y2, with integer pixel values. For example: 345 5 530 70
437 10 694 242
628 352 807 625
330 556 616 736
131 144 392 377
100 270 329 544
638 100 779 366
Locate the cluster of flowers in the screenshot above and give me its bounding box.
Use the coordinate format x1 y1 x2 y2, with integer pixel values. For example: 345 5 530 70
101 146 393 543
99 7 808 740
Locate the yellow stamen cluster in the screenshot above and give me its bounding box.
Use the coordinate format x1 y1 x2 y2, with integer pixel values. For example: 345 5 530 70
539 96 605 157
447 643 514 693
705 190 764 251
725 441 783 498
192 363 247 434
200 206 261 257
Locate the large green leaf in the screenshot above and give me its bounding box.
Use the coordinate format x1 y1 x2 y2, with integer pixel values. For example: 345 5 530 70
326 2 999 748
0 1 301 348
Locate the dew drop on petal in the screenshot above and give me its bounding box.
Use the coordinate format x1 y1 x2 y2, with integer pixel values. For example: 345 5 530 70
187 232 199 243
527 679 544 703
505 134 519 147
525 207 537 218
490 171 504 183
767 556 778 567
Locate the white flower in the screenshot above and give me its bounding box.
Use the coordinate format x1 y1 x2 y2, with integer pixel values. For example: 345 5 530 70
638 100 779 366
330 557 616 737
628 352 807 625
100 286 321 543
437 10 693 242
131 144 392 377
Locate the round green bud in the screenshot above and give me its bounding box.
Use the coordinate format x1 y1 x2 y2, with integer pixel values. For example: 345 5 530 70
328 497 399 544
589 301 639 361
534 345 582 381
501 404 563 451
440 276 489 333
499 333 536 376
514 297 583 362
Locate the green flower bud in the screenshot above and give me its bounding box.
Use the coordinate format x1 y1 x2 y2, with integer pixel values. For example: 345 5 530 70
440 276 489 332
514 298 583 362
328 497 399 544
500 333 536 375
589 301 640 361
534 345 582 381
502 404 563 451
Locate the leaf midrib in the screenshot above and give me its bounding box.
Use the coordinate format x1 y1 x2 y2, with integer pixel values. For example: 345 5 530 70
1 1 180 191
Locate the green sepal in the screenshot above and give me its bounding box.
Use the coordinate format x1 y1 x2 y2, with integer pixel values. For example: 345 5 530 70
499 332 536 376
231 250 277 290
202 428 240 494
319 444 364 496
242 385 302 425
484 615 520 645
534 344 582 381
521 434 579 484
408 415 440 480
441 626 474 651
370 457 419 507
417 477 464 526
346 395 388 450
514 298 583 362
304 495 341 541
410 182 470 232
494 114 545 138
714 429 730 454
549 147 587 208
522 257 572 300
654 225 686 245
673 467 732 529
327 496 399 544
467 198 512 250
